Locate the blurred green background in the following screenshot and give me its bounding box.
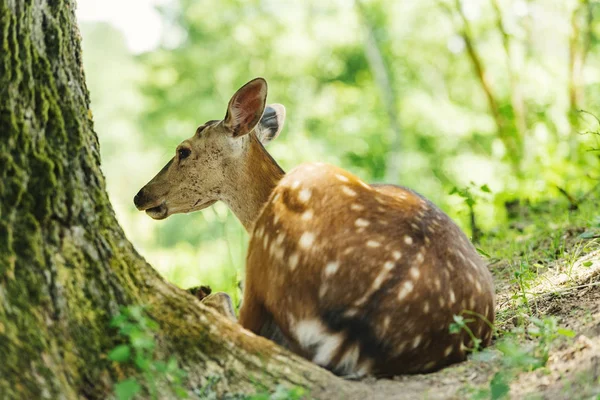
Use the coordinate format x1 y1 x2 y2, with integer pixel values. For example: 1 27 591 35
77 0 600 304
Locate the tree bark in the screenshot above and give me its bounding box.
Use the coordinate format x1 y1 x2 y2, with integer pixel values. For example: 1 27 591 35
0 1 351 398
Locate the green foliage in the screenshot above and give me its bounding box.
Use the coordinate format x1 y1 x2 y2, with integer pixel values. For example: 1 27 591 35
449 314 482 352
80 0 600 303
247 385 307 400
109 306 188 400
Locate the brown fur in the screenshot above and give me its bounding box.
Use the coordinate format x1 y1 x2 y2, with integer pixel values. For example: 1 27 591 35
243 163 495 376
134 78 495 378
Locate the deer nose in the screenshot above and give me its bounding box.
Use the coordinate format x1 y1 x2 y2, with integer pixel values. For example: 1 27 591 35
133 189 145 209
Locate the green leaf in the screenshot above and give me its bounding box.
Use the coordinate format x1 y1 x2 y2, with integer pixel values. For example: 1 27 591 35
583 261 593 267
452 315 465 325
449 323 461 334
153 360 167 373
557 328 576 338
174 386 188 398
480 184 491 193
490 372 510 399
134 354 151 372
579 231 597 239
115 378 141 400
130 332 155 350
476 247 491 258
108 345 131 363
110 314 128 328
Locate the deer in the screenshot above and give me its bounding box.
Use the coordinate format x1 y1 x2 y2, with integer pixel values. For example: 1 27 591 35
134 78 495 377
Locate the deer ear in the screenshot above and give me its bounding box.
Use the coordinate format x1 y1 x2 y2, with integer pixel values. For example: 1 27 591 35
255 104 286 145
224 78 268 138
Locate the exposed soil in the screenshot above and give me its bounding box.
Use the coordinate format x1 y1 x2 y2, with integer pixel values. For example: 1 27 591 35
336 247 600 400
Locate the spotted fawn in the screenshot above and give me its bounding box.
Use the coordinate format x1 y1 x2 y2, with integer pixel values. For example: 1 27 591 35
134 78 495 377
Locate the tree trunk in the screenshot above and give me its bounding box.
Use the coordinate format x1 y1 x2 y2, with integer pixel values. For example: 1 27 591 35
0 1 351 398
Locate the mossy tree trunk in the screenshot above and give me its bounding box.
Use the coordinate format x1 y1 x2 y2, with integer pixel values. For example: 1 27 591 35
0 1 349 398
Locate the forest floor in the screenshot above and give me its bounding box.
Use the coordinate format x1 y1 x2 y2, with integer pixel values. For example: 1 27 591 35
339 189 600 400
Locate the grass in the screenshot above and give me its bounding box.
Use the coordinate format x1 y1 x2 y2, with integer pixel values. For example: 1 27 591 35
457 185 600 398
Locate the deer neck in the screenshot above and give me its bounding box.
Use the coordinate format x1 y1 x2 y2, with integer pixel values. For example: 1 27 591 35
221 134 285 232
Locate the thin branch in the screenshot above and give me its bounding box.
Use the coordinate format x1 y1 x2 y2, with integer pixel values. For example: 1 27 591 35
490 0 527 140
442 0 521 171
354 0 403 182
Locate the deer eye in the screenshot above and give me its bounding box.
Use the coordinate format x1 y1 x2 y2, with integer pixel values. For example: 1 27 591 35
178 148 191 160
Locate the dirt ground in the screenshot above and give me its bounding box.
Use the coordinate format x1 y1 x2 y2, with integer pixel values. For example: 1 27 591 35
339 246 600 400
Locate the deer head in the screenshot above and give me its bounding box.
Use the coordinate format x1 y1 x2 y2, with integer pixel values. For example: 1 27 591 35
133 78 286 229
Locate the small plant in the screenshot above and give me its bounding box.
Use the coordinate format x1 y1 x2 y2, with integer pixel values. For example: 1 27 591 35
108 305 188 400
510 261 537 314
472 316 575 400
247 385 307 400
450 182 492 243
449 314 482 352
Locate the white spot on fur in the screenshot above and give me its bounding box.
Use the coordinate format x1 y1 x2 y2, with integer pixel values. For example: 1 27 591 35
466 272 475 284
434 277 441 290
354 359 373 377
447 260 454 271
342 186 357 196
291 180 301 189
439 296 446 307
398 281 414 301
324 261 340 276
344 308 359 317
469 296 475 310
337 344 360 375
289 253 299 270
475 281 482 293
276 232 285 245
410 223 419 230
444 346 453 357
384 261 395 270
299 232 315 249
295 319 325 348
449 289 456 304
335 174 349 182
358 180 371 190
319 284 328 298
295 319 343 367
424 361 436 370
410 267 420 279
392 251 402 260
393 341 407 357
263 234 270 250
423 301 430 313
301 209 314 221
469 259 478 269
416 252 424 263
343 247 354 255
404 235 413 245
382 316 391 334
412 335 422 349
355 218 370 228
367 240 381 248
350 203 364 211
298 188 312 203
372 269 388 289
